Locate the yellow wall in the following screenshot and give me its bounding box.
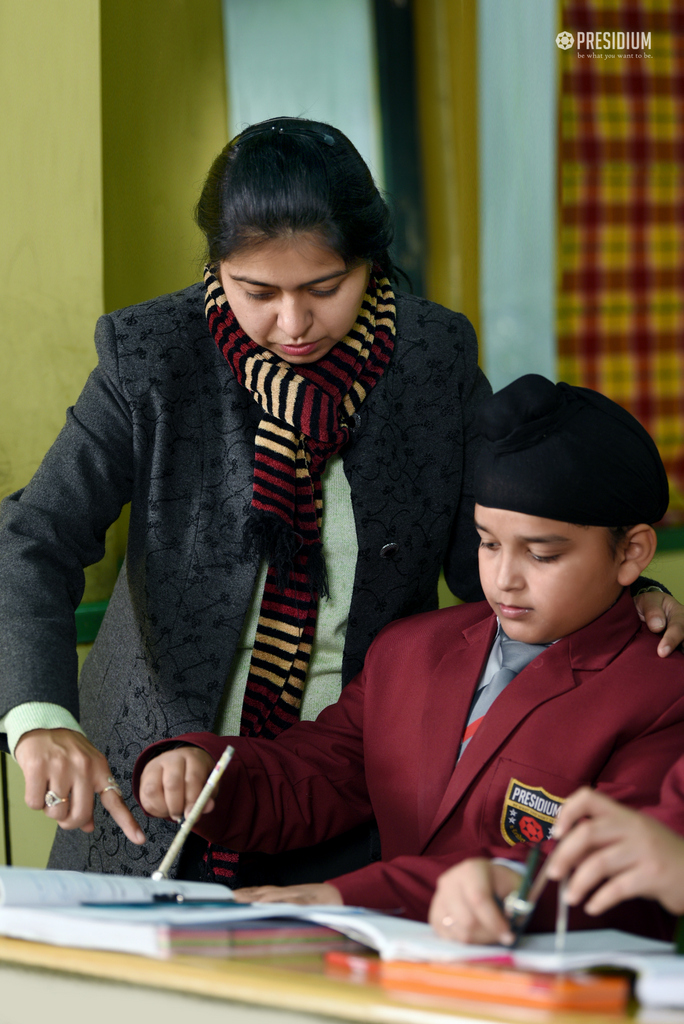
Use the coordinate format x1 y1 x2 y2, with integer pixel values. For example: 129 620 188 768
96 0 229 587
413 0 480 342
101 0 228 313
0 0 104 864
0 0 104 504
0 0 227 868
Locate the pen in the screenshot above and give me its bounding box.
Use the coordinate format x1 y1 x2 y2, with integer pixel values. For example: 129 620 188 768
82 897 244 908
502 845 542 937
516 846 541 906
151 745 235 881
501 844 572 954
525 854 552 907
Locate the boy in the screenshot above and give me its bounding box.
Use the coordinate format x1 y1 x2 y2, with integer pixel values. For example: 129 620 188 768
134 374 684 939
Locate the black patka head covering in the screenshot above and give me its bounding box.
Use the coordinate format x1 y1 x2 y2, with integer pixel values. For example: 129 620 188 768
474 374 669 525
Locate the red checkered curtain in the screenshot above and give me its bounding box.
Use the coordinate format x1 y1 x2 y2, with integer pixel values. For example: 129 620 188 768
557 2 684 523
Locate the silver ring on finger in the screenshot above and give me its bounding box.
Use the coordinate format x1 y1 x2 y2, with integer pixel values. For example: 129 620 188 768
44 790 68 808
101 776 122 797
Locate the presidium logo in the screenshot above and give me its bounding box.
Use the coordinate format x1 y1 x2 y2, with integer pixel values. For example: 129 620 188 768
556 29 652 55
500 778 565 846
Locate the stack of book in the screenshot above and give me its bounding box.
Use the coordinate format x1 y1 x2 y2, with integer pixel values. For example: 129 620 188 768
165 918 365 958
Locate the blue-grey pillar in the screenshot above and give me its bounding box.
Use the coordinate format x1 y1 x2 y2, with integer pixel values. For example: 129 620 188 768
478 0 557 389
221 0 383 184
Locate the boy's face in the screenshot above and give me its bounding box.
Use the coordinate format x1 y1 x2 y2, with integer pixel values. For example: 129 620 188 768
475 505 624 644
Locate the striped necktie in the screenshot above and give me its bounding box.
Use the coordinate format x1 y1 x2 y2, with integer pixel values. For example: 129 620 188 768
458 632 549 759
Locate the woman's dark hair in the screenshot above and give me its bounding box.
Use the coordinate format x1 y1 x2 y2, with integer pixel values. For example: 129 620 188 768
196 116 395 279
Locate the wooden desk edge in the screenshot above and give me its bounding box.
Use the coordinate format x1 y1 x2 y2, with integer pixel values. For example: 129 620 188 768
0 936 635 1024
0 936 425 1023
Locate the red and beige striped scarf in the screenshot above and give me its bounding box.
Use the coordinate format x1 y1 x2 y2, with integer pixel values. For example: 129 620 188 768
204 265 396 743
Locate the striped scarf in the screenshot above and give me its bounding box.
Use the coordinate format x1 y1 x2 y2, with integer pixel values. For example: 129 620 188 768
204 265 396 741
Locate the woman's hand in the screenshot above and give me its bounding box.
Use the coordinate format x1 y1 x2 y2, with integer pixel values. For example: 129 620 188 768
635 590 684 657
232 883 343 906
15 728 146 844
137 746 217 821
428 859 520 945
547 787 684 915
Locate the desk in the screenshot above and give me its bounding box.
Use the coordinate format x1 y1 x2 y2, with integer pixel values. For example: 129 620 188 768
0 936 652 1024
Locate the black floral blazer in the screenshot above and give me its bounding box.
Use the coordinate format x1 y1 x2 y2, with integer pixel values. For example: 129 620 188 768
0 284 491 874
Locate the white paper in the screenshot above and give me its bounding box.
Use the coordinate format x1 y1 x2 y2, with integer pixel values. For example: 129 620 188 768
635 956 684 1008
0 867 235 907
304 913 673 969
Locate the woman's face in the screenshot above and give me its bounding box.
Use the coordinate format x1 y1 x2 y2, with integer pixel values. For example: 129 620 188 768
218 233 370 364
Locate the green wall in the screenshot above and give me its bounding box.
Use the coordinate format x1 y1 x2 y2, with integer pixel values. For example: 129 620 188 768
650 549 684 602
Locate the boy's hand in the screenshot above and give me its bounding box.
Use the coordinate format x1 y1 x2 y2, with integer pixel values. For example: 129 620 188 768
635 590 684 657
232 883 343 906
138 746 217 821
429 859 519 945
548 786 684 916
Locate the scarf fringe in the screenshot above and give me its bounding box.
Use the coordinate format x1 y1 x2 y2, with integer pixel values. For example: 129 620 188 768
306 542 330 601
243 512 330 599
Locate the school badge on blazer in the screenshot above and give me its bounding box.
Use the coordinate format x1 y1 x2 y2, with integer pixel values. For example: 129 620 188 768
500 778 564 845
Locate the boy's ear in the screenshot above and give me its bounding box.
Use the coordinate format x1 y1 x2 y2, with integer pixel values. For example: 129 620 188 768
616 525 658 587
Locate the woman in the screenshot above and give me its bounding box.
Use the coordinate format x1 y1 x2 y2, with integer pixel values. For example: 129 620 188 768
0 117 680 880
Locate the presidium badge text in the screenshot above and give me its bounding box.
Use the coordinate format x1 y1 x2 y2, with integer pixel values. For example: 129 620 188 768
501 778 565 846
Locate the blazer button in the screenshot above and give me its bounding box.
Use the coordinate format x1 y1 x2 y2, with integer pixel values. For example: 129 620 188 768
350 412 361 431
380 542 399 559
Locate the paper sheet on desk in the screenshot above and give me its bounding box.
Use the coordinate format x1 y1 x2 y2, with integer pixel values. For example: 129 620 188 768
505 929 674 972
305 914 674 967
0 867 235 907
635 956 684 1008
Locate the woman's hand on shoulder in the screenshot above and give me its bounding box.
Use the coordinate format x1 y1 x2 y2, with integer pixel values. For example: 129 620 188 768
232 883 343 906
15 728 146 844
634 590 684 657
138 746 216 821
429 859 519 945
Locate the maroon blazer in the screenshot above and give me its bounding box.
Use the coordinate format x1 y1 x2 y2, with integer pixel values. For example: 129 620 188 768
134 591 684 938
